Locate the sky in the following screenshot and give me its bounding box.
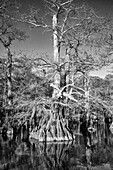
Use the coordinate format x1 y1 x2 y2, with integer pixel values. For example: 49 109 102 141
90 65 113 78
0 0 113 78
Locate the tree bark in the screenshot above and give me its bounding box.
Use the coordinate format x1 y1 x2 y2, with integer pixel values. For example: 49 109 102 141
52 14 60 98
6 47 12 107
4 47 13 124
84 72 90 121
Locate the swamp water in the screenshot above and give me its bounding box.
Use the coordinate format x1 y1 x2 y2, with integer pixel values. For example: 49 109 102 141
0 128 113 170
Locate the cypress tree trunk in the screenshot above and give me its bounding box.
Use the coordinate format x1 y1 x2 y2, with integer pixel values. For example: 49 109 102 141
52 14 60 98
5 47 12 124
83 72 91 146
44 14 73 141
84 72 90 123
6 47 12 106
65 47 71 94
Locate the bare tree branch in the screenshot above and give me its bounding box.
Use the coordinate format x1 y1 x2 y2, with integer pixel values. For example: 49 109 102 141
60 8 71 34
62 23 81 35
60 0 73 7
44 0 59 9
46 4 56 14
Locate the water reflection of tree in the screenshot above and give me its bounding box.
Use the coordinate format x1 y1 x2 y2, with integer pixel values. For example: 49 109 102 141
0 137 17 169
44 142 70 169
0 133 113 170
30 140 86 170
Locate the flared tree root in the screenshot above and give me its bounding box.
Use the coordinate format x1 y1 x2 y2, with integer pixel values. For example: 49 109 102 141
30 115 74 142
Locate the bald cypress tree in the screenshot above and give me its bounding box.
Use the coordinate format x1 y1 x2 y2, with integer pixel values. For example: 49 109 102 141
14 0 113 141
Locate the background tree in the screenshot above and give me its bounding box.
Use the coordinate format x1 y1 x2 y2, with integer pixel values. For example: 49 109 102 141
0 0 27 126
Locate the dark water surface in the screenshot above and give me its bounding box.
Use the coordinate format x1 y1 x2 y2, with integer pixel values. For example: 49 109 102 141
0 132 113 170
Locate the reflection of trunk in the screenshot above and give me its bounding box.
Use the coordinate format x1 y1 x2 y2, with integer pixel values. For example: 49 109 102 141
30 140 72 169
